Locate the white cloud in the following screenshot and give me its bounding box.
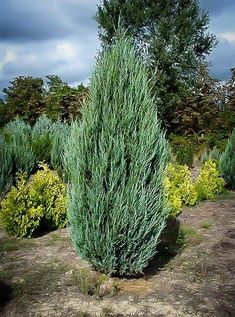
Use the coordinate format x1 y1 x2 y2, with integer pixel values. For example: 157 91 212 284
56 42 76 60
219 32 235 44
0 34 100 87
0 50 17 70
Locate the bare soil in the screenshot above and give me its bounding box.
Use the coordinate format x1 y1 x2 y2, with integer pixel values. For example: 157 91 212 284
0 192 235 317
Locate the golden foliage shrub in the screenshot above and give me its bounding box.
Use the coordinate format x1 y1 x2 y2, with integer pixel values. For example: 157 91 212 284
0 164 67 238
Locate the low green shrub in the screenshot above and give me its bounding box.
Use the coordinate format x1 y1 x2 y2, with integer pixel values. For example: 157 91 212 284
195 160 224 200
0 164 67 238
164 163 198 217
170 135 194 166
169 134 188 152
220 130 235 189
205 132 228 151
30 164 67 230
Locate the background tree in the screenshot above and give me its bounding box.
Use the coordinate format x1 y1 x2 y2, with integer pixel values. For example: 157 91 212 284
0 75 89 126
169 65 227 135
96 0 217 129
45 75 89 121
0 99 7 128
60 84 89 122
222 67 235 130
2 76 46 124
45 75 69 120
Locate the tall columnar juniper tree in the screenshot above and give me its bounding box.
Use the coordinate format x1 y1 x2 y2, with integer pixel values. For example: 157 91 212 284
64 36 169 276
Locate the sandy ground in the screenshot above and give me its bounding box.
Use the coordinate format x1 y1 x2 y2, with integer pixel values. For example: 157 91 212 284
0 192 235 317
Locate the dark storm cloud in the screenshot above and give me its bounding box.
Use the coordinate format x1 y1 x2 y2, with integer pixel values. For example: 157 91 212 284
0 0 98 42
200 0 235 80
209 40 235 80
0 0 99 97
0 0 71 41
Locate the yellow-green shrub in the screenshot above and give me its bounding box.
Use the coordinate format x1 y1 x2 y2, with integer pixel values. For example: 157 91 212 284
195 160 224 200
164 176 182 215
29 164 67 230
0 175 43 237
0 164 67 238
164 163 198 217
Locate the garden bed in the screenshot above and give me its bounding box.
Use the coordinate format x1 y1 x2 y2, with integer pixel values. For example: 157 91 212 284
0 192 235 317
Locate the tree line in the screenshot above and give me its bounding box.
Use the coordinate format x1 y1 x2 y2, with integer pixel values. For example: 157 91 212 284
0 75 89 127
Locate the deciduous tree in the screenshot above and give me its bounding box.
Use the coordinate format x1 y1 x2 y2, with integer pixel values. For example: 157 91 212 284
96 0 217 128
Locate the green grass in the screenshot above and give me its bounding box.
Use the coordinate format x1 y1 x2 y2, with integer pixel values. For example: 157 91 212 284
0 237 36 253
0 269 15 281
177 225 203 247
71 268 118 298
0 256 70 302
210 189 235 201
45 232 70 246
200 221 213 229
12 261 69 299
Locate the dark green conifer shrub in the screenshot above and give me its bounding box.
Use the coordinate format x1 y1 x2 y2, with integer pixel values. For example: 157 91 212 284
176 142 194 167
209 146 221 161
220 129 235 188
0 136 13 193
32 115 53 163
50 120 70 175
200 146 221 166
64 36 169 276
6 119 36 174
200 149 209 164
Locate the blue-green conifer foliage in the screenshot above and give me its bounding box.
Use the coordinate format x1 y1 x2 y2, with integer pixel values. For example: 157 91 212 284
64 36 169 275
220 129 235 188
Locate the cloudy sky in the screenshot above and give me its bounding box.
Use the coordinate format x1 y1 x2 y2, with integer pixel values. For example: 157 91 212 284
0 0 234 96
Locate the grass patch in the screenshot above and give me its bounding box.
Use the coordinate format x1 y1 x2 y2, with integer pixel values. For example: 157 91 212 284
0 269 15 281
50 233 63 241
0 258 69 303
210 189 235 201
71 269 119 298
200 221 213 229
12 261 69 299
45 232 70 246
0 237 36 254
177 225 203 247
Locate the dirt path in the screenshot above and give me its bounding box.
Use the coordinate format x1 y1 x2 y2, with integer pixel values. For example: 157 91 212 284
0 193 235 317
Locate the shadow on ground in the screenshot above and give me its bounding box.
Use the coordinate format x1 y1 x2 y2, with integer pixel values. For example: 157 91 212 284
0 281 12 311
